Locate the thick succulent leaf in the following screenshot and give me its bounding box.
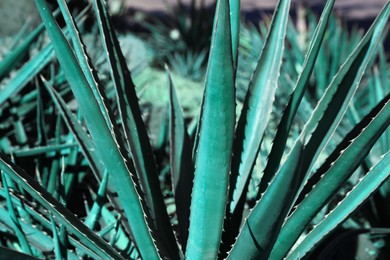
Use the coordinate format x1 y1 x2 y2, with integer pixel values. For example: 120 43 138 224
0 21 44 81
259 0 335 195
0 189 100 258
168 70 194 250
0 154 124 259
373 66 389 153
100 206 132 252
186 0 235 258
0 44 54 106
0 205 54 252
43 81 104 182
1 173 32 255
44 81 134 243
229 0 291 213
287 150 390 259
228 136 305 259
271 91 390 259
0 9 86 106
229 0 241 66
12 143 77 157
0 246 40 260
36 83 49 145
267 1 390 203
34 0 159 258
50 214 64 260
56 0 111 126
92 0 179 257
84 171 108 230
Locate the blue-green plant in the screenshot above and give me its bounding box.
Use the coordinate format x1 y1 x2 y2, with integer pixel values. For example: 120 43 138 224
0 0 389 259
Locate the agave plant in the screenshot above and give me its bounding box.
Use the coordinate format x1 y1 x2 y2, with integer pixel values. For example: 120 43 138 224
0 0 389 259
139 0 215 81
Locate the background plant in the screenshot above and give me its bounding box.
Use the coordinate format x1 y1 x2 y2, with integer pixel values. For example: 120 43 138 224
0 0 389 259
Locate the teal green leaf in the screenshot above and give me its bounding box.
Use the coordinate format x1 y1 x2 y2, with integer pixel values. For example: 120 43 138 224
34 0 159 258
168 69 194 250
259 0 335 195
287 150 390 259
92 0 179 257
0 22 44 81
1 173 32 255
44 80 134 242
186 0 235 258
56 0 111 126
271 91 390 259
0 246 40 260
0 44 53 106
272 1 390 202
0 154 124 259
0 189 100 258
230 0 291 213
12 143 78 157
0 205 53 252
43 81 104 182
228 136 305 259
229 0 241 66
50 214 64 260
84 171 108 230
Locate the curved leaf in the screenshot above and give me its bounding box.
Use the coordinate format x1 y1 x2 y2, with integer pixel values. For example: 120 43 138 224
92 0 179 257
228 136 305 259
259 0 335 195
34 0 159 258
287 150 390 259
271 91 390 258
0 154 124 259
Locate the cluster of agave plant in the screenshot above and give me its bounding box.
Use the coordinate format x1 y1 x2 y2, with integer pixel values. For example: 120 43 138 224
0 0 390 259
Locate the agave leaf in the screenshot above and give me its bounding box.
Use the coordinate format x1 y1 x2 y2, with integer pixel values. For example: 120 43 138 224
1 173 32 255
0 187 100 258
50 214 64 260
0 206 54 252
36 83 49 145
229 0 240 66
287 150 390 259
228 136 305 259
56 0 111 126
0 154 124 259
186 0 235 258
271 91 390 258
12 143 77 157
46 116 62 195
229 0 291 213
43 80 136 253
92 0 179 257
259 0 335 195
0 21 45 81
373 66 389 154
34 0 159 258
100 206 132 252
42 81 104 182
0 9 87 106
84 171 108 230
0 246 40 260
268 1 390 204
0 44 54 106
168 69 194 251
